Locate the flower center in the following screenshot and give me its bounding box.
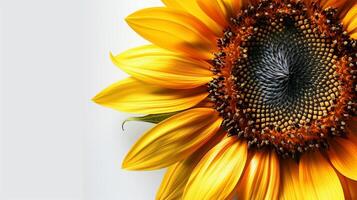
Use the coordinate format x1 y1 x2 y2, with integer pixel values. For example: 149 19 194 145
237 17 336 131
209 0 356 158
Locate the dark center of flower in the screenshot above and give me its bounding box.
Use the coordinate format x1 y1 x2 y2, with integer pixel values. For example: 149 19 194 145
236 17 337 131
209 0 357 159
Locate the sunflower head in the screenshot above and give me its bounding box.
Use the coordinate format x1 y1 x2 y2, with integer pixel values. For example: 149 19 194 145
94 0 357 199
209 0 356 159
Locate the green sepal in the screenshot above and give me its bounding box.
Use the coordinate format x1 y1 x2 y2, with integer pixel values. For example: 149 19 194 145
122 111 180 130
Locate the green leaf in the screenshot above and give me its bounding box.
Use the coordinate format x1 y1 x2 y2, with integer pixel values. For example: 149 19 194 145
122 111 180 130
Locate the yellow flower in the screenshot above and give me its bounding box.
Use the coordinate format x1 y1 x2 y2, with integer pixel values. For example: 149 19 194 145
93 0 357 199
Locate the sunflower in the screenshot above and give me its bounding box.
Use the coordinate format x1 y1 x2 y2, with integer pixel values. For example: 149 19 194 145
93 0 357 199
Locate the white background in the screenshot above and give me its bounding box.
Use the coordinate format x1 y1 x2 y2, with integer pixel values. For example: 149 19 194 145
1 0 166 199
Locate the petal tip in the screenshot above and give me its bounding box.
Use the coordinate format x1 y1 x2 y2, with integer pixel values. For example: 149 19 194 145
92 93 102 104
109 51 115 59
121 161 129 170
121 157 135 170
92 89 108 105
109 52 118 66
124 14 136 26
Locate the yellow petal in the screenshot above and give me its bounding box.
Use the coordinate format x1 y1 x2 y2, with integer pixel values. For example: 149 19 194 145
156 133 224 200
351 32 357 40
321 0 348 10
341 3 357 34
322 0 356 13
183 137 247 200
299 151 344 200
221 0 243 16
196 0 228 28
110 45 213 89
279 159 303 200
126 7 217 60
122 108 222 170
346 178 357 200
237 150 280 200
93 78 208 114
335 0 357 22
338 174 353 200
157 162 194 200
162 0 224 36
328 135 357 181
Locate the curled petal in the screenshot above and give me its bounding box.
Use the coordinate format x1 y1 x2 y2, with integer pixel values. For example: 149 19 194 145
122 108 222 170
183 137 247 200
156 133 224 200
